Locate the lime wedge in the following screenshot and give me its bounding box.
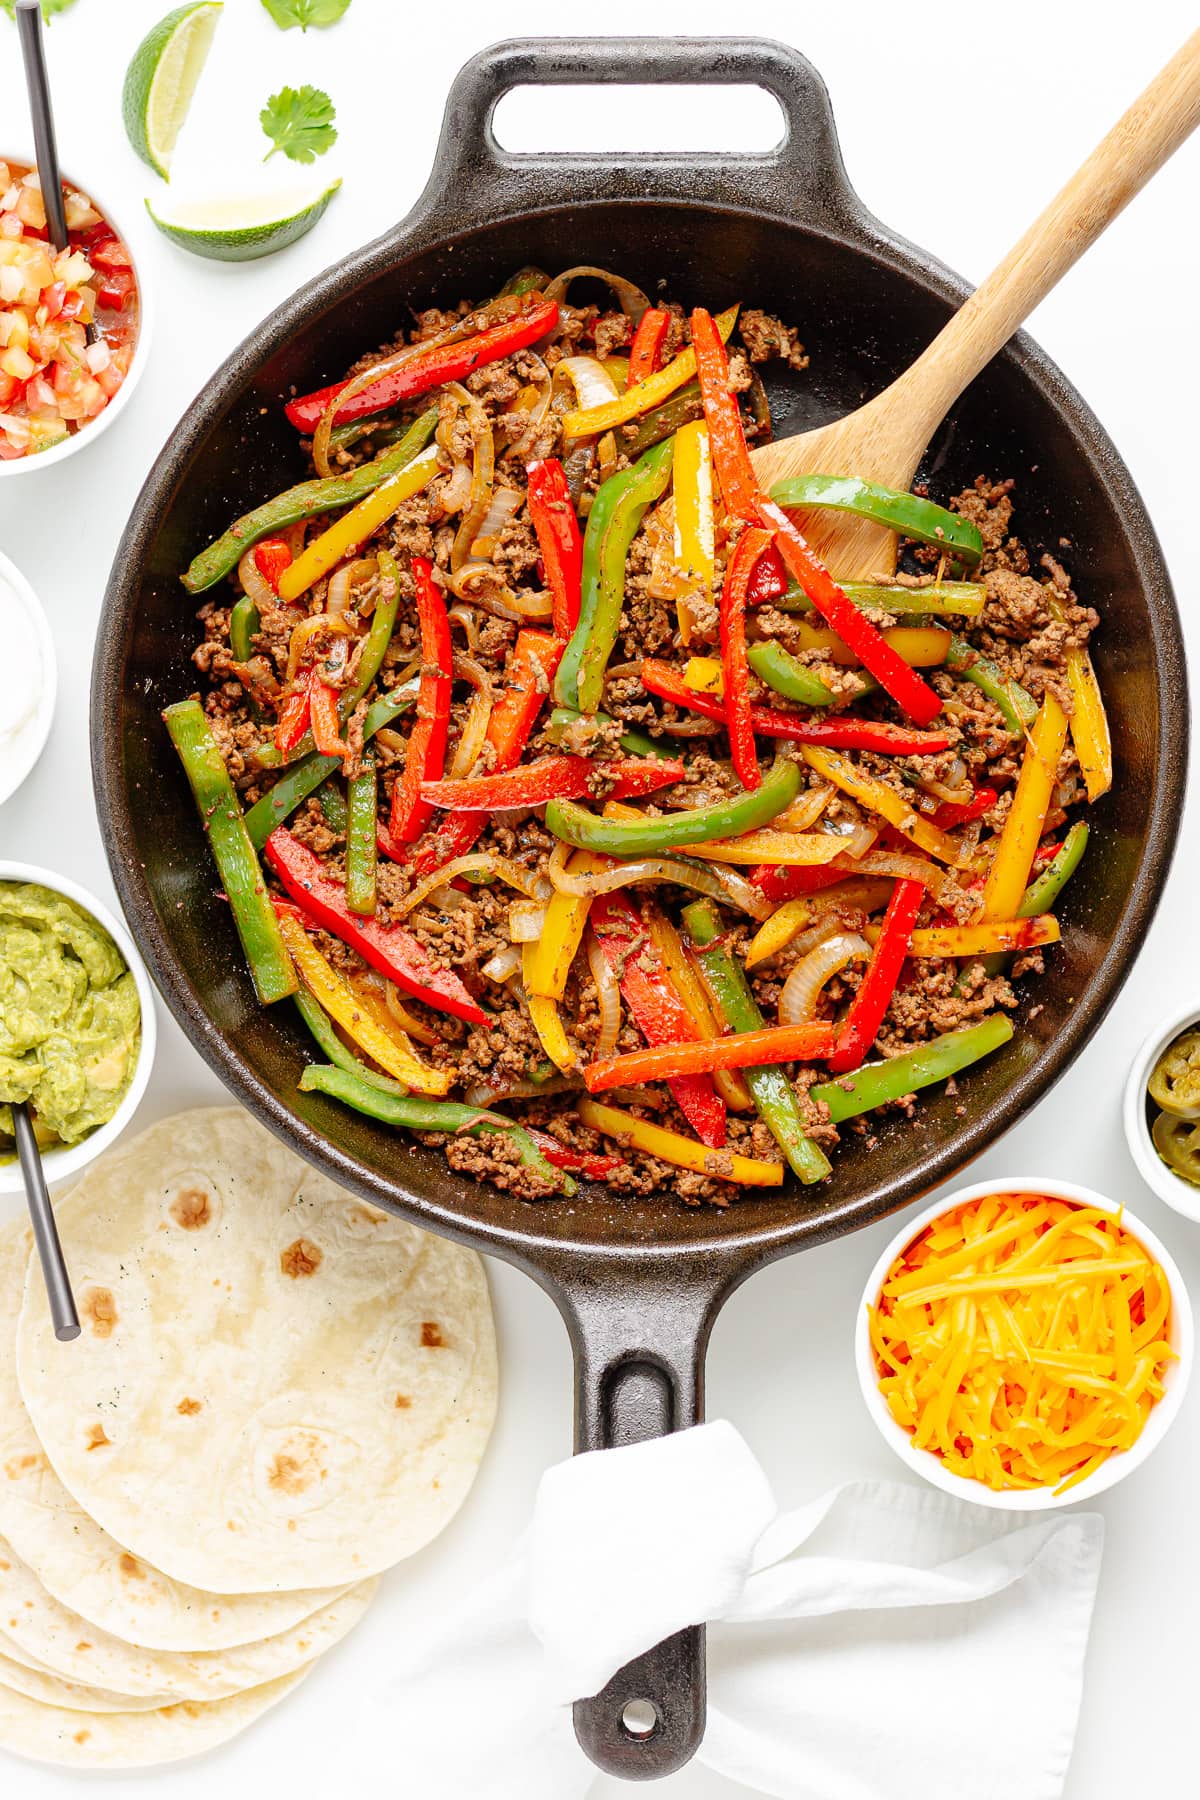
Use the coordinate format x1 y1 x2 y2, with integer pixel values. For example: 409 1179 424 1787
122 2 223 181
145 181 341 261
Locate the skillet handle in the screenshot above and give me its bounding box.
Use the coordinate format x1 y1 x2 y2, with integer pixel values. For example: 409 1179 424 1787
414 36 857 226
554 1267 725 1780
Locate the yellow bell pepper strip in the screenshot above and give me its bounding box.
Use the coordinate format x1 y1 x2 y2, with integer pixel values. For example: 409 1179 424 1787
684 656 723 693
546 756 800 856
300 1065 575 1195
277 445 439 603
562 305 737 439
642 900 754 1112
812 1015 1015 1124
1045 597 1111 803
526 994 579 1074
801 745 966 866
865 915 1061 957
684 899 831 1184
294 989 407 1096
577 1097 783 1188
672 418 715 644
523 852 603 1000
785 620 950 667
745 896 816 969
584 1021 836 1091
658 829 850 867
980 693 1070 919
163 698 297 1006
275 907 453 1095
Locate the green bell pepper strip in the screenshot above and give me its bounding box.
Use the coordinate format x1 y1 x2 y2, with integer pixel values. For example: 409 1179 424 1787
545 705 676 760
777 580 985 619
293 991 407 1096
1018 820 1088 916
254 548 403 771
683 899 831 1183
810 1014 1014 1124
163 698 297 1005
181 409 439 594
229 594 259 663
945 638 1038 734
328 413 412 455
497 265 549 298
554 438 676 714
244 683 415 850
623 381 704 457
768 476 983 567
746 640 836 708
297 1063 575 1194
316 780 347 832
345 747 378 916
545 756 800 856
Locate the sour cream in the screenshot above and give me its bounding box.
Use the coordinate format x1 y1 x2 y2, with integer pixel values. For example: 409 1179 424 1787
0 552 55 805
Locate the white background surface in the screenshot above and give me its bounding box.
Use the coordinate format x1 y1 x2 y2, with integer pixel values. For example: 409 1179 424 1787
1 0 1198 1793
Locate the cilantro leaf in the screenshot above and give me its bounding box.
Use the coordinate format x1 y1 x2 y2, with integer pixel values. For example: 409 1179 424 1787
1 0 78 19
259 0 351 28
259 86 338 165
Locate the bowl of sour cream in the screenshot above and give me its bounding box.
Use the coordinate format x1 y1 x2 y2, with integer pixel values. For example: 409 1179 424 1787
0 550 55 807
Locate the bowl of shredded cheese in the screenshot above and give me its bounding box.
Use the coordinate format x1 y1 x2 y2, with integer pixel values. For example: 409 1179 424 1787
856 1178 1192 1509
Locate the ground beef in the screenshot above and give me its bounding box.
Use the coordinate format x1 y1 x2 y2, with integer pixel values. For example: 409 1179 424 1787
738 308 810 370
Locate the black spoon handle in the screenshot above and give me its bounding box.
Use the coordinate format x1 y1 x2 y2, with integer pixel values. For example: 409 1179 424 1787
12 1101 80 1343
15 0 70 251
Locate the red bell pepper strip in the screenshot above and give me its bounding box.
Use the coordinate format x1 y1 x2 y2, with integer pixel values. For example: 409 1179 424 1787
419 752 685 812
751 861 856 904
690 307 759 518
285 298 559 433
253 538 293 594
526 459 583 637
627 308 671 386
826 877 924 1074
526 1129 626 1181
273 684 311 759
929 786 998 830
753 498 943 727
409 630 564 876
747 543 789 605
590 892 726 1148
640 660 953 755
584 1021 837 1091
389 556 453 843
264 827 488 1026
308 673 349 759
721 526 774 790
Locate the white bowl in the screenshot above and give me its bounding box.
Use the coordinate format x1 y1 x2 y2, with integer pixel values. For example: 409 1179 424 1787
0 861 157 1192
855 1175 1193 1511
0 549 55 806
1124 1005 1200 1222
0 153 153 478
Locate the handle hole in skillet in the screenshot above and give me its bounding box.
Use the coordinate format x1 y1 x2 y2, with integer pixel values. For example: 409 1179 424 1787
492 85 787 158
621 1698 660 1740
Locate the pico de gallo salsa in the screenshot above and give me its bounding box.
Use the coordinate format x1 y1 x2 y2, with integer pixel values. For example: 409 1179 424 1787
0 161 138 462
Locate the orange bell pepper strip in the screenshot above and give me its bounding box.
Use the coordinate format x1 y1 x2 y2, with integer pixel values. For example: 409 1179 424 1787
826 878 923 1073
690 306 760 519
627 308 671 385
583 1020 836 1091
273 682 311 759
308 672 349 758
720 525 774 790
980 692 1070 919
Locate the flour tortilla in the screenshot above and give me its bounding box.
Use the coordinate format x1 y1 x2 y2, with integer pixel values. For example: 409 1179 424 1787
16 1107 496 1592
0 1647 163 1713
0 1665 310 1768
0 1534 375 1699
0 1219 349 1651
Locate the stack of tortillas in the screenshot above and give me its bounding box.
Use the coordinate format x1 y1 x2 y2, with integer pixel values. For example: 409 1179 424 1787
0 1107 497 1768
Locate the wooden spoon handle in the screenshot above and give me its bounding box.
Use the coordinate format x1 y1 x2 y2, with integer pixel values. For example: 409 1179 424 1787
892 28 1200 446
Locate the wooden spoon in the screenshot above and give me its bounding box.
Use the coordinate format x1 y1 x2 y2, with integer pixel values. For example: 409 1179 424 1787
749 28 1200 580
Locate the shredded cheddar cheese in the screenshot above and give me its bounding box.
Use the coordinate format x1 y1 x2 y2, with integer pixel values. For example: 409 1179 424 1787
869 1193 1173 1494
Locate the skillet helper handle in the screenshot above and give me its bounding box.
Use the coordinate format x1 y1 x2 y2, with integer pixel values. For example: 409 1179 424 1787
558 1272 721 1780
418 35 857 226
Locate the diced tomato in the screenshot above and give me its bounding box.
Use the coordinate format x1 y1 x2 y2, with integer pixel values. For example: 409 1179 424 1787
96 268 135 313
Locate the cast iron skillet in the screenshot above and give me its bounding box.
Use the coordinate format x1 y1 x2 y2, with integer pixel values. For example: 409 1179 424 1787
93 37 1186 1781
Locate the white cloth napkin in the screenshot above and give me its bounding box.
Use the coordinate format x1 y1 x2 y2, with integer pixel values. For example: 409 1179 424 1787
348 1422 1103 1800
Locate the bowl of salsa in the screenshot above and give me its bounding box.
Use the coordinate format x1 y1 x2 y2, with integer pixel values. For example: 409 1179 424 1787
0 155 149 472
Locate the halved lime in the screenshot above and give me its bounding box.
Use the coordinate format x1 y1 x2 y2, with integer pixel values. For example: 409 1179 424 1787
122 2 223 181
145 181 341 261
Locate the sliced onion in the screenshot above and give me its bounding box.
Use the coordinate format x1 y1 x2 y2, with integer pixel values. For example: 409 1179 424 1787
447 563 553 621
465 1073 577 1106
548 853 772 921
841 821 878 860
285 612 355 682
237 545 277 611
394 853 546 918
508 901 547 944
543 267 651 325
551 354 620 412
597 429 618 484
383 982 439 1046
447 604 479 651
469 484 523 559
481 944 522 984
775 784 835 833
505 353 551 458
779 932 870 1027
584 928 621 1062
437 456 473 516
442 381 496 573
844 851 965 913
449 685 493 781
327 556 377 618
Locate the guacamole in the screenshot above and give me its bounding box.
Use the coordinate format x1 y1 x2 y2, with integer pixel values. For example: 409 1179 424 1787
0 882 141 1153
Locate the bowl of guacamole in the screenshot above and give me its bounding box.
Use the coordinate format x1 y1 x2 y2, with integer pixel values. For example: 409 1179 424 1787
0 864 156 1191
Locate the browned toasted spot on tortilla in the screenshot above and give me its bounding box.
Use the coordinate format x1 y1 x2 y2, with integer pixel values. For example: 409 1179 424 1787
287 1518 297 1532
85 1424 110 1452
394 1394 411 1409
81 1286 118 1338
420 1321 444 1348
267 1433 327 1497
74 1730 90 1745
75 1641 92 1652
118 1554 143 1580
3 1453 39 1480
176 1396 202 1416
280 1237 323 1279
170 1187 212 1230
